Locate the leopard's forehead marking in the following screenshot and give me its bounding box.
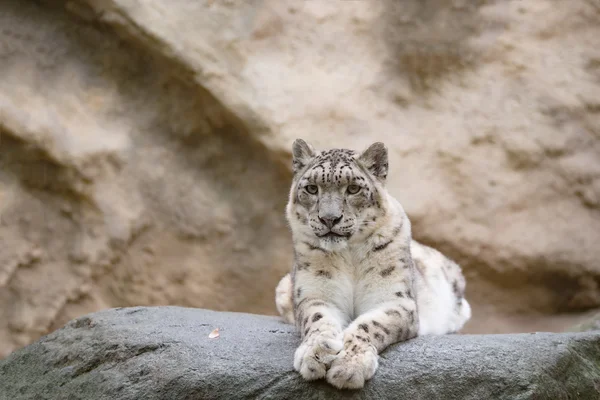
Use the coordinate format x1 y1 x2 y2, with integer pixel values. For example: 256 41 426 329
302 148 364 186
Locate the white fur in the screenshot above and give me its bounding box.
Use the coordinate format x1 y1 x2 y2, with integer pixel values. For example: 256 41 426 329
410 241 472 335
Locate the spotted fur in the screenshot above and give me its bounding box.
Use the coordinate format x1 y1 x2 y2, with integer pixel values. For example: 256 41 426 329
275 139 471 389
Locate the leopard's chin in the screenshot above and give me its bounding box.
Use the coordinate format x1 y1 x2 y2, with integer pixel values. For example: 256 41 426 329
318 234 350 252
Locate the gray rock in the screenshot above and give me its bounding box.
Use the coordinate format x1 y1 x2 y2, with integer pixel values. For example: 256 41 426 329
1 307 599 400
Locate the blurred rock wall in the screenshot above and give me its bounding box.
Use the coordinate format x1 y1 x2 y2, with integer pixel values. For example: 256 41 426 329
1 0 599 357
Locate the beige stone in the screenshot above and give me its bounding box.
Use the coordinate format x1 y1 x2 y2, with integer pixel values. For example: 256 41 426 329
1 0 599 357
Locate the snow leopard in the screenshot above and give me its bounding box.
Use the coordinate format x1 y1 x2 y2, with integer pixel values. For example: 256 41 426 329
275 139 471 389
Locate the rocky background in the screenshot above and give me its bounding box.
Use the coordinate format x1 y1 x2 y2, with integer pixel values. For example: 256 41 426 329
0 0 599 359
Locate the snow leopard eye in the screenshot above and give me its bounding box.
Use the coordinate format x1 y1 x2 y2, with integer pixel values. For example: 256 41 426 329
306 185 318 195
347 184 361 194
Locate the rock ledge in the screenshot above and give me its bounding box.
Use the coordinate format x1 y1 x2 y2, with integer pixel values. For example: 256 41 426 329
1 307 599 399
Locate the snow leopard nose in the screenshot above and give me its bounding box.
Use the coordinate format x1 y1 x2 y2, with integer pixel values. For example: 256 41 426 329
319 214 343 229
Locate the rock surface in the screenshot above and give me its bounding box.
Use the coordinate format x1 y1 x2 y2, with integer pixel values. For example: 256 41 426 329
1 307 600 400
1 0 600 357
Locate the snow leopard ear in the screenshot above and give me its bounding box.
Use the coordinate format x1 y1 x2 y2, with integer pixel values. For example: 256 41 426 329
292 139 316 174
358 142 388 181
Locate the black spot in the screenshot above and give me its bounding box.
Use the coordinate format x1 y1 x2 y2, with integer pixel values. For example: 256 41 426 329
380 266 395 277
364 267 375 275
306 242 327 252
374 333 384 342
392 223 403 236
312 313 323 323
397 328 405 341
409 310 415 323
372 321 390 335
295 297 310 310
346 372 356 382
356 335 368 342
297 262 311 270
304 327 310 336
395 291 405 298
309 367 316 373
452 280 461 298
406 289 414 298
385 309 402 317
373 240 393 252
358 324 369 333
303 316 309 327
351 345 357 352
296 287 302 298
296 299 326 318
316 270 332 279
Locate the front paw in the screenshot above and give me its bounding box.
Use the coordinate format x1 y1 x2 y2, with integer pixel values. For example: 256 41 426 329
326 335 378 389
294 333 343 381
